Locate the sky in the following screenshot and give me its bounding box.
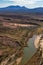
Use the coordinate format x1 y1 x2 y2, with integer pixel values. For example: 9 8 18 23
0 0 43 8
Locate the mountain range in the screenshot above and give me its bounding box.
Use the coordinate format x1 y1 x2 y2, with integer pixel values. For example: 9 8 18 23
0 6 43 14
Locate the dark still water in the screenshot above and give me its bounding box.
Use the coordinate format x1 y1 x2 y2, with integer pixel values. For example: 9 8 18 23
20 35 37 65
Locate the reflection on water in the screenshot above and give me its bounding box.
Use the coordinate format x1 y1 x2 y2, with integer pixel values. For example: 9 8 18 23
20 35 37 65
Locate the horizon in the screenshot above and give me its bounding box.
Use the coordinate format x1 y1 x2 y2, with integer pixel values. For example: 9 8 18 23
0 5 43 9
0 0 43 8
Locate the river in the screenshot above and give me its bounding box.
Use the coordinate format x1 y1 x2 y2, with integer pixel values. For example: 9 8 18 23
20 35 37 65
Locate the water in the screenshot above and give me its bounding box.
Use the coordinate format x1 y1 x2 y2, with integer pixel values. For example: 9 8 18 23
20 35 37 65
